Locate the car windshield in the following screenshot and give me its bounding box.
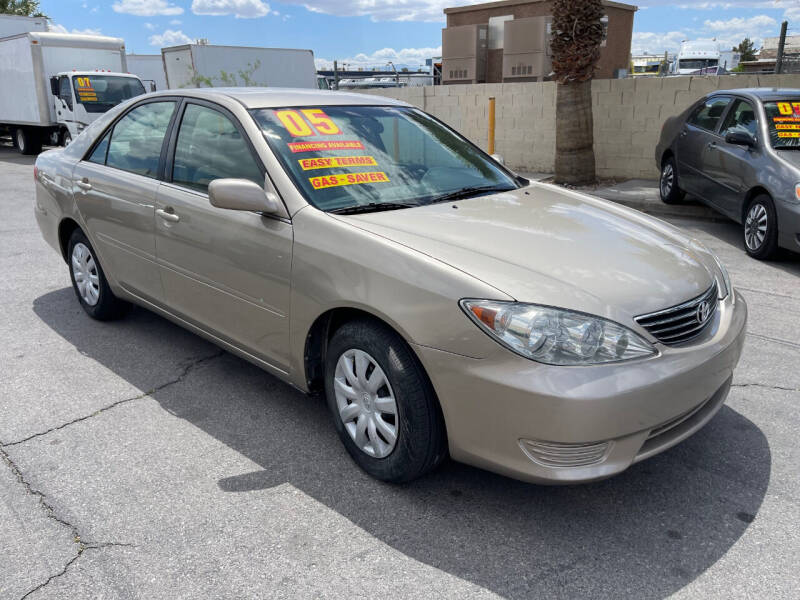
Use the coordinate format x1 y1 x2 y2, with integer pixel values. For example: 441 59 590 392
679 59 718 70
72 75 146 113
763 100 800 150
250 105 519 212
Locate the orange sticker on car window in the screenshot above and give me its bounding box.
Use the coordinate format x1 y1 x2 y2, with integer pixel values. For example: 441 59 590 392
778 132 800 138
287 140 364 153
773 117 800 122
777 102 800 116
776 124 800 130
299 155 378 171
309 171 389 190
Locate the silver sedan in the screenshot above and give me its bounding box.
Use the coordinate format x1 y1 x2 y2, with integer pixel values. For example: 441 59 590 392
656 88 800 260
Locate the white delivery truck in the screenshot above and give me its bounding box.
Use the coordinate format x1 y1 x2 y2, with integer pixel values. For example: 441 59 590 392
161 43 316 89
0 31 147 154
672 40 721 75
126 53 167 91
0 13 48 37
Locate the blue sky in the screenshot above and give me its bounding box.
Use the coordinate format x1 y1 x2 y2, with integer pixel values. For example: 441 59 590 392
42 1 800 69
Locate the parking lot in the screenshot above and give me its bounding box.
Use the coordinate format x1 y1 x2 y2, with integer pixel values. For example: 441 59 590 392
1 142 799 599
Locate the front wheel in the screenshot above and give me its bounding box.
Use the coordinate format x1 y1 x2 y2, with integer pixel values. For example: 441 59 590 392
743 195 779 260
324 319 447 483
659 155 685 204
60 129 72 147
67 229 130 320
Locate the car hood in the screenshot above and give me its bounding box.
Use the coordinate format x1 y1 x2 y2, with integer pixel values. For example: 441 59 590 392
342 182 716 321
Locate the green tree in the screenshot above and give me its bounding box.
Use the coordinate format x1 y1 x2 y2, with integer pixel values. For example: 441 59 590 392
733 38 757 62
0 0 46 16
551 0 604 185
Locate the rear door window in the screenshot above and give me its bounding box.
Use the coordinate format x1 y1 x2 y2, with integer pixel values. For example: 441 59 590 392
688 97 732 133
104 101 176 178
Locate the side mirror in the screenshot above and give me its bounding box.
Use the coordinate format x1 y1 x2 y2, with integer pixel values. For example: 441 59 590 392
150 82 157 92
208 178 280 214
490 153 505 165
725 130 756 147
49 77 59 96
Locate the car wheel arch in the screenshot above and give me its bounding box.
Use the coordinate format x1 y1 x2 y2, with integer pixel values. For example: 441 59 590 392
742 187 772 225
58 218 81 262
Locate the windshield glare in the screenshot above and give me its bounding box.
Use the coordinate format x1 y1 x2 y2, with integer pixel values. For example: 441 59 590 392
251 105 518 212
764 100 800 149
679 59 718 70
72 75 146 113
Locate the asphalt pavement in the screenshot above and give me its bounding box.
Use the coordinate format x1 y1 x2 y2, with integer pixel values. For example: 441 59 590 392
1 143 799 599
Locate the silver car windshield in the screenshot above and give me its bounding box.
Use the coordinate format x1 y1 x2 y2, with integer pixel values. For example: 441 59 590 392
251 105 518 212
763 100 800 149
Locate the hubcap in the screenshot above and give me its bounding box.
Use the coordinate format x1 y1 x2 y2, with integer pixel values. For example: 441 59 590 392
71 243 100 306
745 203 768 251
333 349 398 458
16 130 25 152
660 163 674 198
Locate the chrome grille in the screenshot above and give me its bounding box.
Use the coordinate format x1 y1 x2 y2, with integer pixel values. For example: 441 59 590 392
635 283 718 345
519 439 611 468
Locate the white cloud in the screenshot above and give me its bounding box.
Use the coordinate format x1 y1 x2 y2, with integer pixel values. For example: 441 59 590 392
169 19 182 24
315 46 441 70
277 1 485 22
112 0 184 17
192 0 271 18
149 29 194 46
49 23 103 36
631 31 689 54
704 15 777 33
144 22 157 30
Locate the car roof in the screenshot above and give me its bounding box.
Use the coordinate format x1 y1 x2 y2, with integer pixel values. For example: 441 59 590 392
708 87 800 101
145 87 412 109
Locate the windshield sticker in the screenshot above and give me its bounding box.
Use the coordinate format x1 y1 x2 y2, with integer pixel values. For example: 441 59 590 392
275 108 342 137
773 117 800 122
776 124 800 130
299 155 378 171
778 132 800 138
288 140 365 153
777 102 800 116
310 171 389 190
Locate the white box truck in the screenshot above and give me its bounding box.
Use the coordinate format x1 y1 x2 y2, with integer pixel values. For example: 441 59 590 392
0 13 48 37
161 43 316 89
126 53 167 91
0 32 147 154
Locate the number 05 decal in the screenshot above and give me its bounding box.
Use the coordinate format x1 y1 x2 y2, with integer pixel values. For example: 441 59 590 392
275 108 341 137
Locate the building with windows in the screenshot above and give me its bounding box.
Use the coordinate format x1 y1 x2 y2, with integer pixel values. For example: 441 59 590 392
442 0 637 84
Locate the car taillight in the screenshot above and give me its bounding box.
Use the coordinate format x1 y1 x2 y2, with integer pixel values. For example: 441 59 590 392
33 165 38 181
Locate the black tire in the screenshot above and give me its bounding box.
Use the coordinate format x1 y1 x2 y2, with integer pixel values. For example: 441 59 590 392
67 229 130 320
15 127 42 155
324 318 447 483
743 194 779 260
60 129 72 147
659 155 685 204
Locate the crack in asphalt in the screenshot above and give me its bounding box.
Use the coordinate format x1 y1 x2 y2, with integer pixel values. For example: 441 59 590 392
2 350 225 447
0 350 223 599
732 382 800 393
746 332 800 351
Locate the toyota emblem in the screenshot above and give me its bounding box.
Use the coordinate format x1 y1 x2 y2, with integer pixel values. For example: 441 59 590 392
696 300 712 324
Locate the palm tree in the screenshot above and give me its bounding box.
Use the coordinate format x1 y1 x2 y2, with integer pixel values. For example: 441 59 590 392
0 0 45 16
551 0 604 185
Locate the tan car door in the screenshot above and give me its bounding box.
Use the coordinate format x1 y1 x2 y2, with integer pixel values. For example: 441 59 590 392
72 98 178 304
154 100 293 374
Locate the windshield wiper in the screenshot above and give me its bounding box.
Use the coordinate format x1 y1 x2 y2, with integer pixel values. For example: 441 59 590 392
424 185 516 205
328 202 419 215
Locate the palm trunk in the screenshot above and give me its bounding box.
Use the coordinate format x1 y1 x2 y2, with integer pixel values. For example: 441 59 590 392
554 79 596 185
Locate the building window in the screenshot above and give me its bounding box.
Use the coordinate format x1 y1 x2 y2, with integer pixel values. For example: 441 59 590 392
488 15 514 50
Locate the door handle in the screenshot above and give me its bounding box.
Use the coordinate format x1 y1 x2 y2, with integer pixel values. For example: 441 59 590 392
707 142 717 150
76 177 92 191
156 208 180 223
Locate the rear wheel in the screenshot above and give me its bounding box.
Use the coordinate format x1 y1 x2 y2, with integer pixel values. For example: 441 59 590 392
67 229 130 320
659 155 685 204
15 127 42 155
324 318 447 483
743 195 779 260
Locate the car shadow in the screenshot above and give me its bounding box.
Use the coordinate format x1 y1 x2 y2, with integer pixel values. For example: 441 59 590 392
33 288 771 599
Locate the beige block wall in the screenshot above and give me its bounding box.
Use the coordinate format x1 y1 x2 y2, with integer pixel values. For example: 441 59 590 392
361 73 800 180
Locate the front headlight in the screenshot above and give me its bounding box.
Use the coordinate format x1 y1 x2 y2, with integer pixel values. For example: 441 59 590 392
460 300 657 366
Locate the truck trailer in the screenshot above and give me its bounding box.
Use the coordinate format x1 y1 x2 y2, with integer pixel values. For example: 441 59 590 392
0 31 147 154
0 13 48 37
161 43 317 89
126 53 167 91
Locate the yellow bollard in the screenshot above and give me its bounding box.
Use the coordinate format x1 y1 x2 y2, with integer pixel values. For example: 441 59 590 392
488 96 496 155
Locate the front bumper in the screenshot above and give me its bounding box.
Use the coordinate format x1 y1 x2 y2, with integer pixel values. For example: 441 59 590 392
415 291 747 484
